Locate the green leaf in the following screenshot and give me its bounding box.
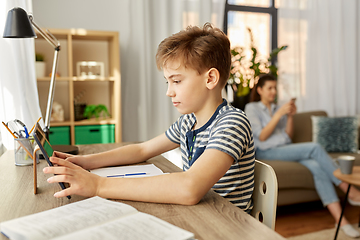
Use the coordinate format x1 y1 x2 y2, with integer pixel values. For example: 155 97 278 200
269 45 288 61
83 104 111 119
228 28 288 92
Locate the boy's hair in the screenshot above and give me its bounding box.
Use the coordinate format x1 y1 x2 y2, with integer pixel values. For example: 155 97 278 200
156 23 231 87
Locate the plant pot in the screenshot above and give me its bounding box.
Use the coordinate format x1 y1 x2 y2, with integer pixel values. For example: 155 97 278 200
35 61 46 78
74 103 87 121
231 92 251 111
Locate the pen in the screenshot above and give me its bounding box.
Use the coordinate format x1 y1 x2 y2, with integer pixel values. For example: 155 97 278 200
107 172 147 178
23 126 29 138
2 121 18 139
29 117 42 134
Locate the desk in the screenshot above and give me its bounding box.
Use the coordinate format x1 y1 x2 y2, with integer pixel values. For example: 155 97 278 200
333 166 360 240
0 143 285 240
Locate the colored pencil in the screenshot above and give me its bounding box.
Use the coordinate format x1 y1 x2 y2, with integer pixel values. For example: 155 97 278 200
29 117 42 134
2 121 18 139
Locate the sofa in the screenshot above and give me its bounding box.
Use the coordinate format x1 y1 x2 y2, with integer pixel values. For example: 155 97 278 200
257 111 360 206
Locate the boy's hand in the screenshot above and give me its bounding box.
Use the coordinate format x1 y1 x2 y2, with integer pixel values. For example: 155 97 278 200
43 157 102 198
53 151 74 159
53 151 94 170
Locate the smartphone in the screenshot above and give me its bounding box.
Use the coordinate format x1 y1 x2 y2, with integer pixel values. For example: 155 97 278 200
32 123 71 199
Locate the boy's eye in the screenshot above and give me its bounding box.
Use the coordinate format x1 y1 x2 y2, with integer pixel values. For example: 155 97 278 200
173 80 180 84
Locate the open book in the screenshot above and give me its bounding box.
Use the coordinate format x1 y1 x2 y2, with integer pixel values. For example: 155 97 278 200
0 197 194 240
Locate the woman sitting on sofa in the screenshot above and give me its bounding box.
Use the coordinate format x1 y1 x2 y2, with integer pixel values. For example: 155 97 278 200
244 74 360 238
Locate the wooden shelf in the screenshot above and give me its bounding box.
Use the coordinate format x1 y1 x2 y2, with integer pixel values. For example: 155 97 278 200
50 121 72 127
74 118 117 126
35 28 122 145
72 76 115 81
37 77 71 81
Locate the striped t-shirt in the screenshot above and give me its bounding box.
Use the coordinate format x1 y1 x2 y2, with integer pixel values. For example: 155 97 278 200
165 100 255 213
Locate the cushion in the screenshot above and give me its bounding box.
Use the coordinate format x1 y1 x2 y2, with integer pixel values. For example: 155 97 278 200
311 116 359 153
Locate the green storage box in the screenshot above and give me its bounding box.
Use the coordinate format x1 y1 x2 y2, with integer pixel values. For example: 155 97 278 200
75 124 115 145
49 126 71 145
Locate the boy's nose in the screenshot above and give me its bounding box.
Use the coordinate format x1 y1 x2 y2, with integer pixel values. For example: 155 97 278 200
166 85 175 97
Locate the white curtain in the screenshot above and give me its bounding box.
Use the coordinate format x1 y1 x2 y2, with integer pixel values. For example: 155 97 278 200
0 0 43 151
123 0 225 141
277 0 360 117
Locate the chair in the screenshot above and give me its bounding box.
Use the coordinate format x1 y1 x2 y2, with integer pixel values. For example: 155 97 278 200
250 160 278 230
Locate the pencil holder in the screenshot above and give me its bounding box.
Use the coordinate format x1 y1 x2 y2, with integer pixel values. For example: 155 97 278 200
14 137 38 166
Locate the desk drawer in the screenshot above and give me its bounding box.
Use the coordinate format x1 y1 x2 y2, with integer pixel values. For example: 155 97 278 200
75 124 115 145
49 126 71 145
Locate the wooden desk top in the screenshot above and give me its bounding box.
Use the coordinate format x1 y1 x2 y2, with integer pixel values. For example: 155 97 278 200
334 166 360 186
0 143 284 240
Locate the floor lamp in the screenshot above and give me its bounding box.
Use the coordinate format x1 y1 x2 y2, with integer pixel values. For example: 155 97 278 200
3 7 78 154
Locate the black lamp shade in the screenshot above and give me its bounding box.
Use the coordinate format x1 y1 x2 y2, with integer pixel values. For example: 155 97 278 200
3 7 36 38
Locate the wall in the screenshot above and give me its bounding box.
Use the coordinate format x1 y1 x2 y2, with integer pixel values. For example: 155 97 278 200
32 0 143 141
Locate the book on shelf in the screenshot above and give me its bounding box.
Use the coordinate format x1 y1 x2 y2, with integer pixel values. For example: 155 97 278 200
0 197 194 240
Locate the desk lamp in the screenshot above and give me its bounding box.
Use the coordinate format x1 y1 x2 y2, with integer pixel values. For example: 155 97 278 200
3 7 78 154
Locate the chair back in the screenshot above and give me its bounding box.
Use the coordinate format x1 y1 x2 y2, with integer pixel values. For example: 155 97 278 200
250 160 278 230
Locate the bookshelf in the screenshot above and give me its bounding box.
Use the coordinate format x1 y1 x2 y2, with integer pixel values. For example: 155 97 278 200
35 29 121 145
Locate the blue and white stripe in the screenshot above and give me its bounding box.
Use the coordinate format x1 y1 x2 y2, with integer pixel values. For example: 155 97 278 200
166 100 255 213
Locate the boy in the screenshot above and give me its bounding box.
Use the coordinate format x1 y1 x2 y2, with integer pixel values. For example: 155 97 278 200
44 23 255 213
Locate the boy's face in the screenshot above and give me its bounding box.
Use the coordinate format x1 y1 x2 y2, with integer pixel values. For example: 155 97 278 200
163 61 209 115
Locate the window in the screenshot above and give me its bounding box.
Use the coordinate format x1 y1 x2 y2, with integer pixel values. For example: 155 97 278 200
223 0 278 65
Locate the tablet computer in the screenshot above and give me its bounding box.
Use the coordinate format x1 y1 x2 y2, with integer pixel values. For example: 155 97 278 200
32 123 71 199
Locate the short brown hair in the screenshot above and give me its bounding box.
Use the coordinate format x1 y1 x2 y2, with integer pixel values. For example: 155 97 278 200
156 23 231 86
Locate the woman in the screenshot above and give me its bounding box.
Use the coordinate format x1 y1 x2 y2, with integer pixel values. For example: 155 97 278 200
244 74 360 238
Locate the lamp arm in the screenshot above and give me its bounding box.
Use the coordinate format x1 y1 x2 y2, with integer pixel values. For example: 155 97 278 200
29 16 60 139
43 49 60 138
29 16 59 49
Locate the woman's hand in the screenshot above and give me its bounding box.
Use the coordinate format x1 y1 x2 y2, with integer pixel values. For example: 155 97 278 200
288 100 297 116
43 157 104 198
276 99 297 117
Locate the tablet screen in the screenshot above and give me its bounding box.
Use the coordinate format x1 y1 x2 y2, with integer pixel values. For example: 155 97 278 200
32 123 71 199
43 136 53 157
33 124 54 164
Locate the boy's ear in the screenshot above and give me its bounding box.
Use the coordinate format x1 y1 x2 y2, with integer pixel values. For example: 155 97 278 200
205 68 220 90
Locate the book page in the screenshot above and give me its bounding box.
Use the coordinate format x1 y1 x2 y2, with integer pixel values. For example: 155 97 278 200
53 212 194 240
0 197 137 240
90 164 164 178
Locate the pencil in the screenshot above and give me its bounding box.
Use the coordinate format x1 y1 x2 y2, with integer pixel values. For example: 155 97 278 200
29 117 42 134
2 121 18 139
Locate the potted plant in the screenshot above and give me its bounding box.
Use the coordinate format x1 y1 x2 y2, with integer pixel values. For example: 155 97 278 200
35 53 46 78
227 28 287 110
83 104 111 120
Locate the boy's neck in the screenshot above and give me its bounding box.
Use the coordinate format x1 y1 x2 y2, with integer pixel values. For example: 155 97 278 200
193 96 223 130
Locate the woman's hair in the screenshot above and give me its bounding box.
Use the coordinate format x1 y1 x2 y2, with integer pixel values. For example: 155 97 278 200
250 74 277 102
156 23 231 87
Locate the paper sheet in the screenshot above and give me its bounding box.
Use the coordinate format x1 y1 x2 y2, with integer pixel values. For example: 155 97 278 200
90 164 164 178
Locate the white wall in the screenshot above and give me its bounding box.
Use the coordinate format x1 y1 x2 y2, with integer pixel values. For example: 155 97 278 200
32 0 150 142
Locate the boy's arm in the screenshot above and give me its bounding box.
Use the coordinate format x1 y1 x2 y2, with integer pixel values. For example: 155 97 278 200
45 148 233 205
62 133 179 170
